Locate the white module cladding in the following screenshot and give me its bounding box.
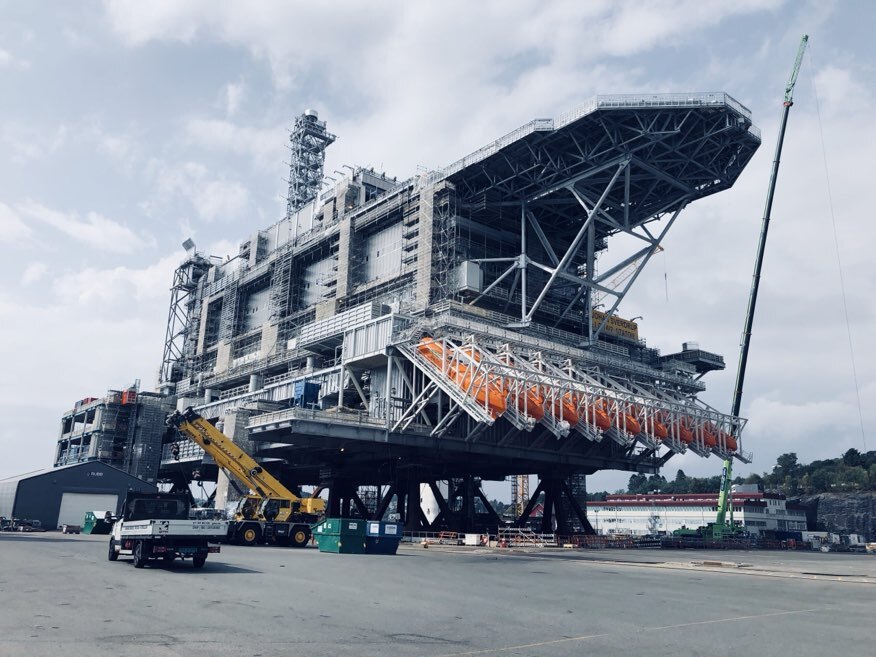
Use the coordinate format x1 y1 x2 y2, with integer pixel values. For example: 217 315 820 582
362 223 403 284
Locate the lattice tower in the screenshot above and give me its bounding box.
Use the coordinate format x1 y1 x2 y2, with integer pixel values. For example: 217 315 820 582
286 110 336 217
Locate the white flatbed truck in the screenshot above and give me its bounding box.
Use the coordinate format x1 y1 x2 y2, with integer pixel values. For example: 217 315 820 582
108 492 228 569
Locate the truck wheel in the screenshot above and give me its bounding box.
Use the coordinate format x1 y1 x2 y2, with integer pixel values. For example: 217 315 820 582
192 555 206 569
240 524 261 546
108 538 118 561
132 541 147 568
290 528 310 548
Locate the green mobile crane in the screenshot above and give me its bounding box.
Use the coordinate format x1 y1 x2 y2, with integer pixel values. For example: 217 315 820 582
712 35 809 540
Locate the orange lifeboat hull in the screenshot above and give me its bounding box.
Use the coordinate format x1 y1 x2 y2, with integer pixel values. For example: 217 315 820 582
581 403 611 431
624 406 642 436
548 392 579 426
651 418 669 440
597 400 640 435
418 339 507 417
518 386 546 421
702 429 718 448
660 412 693 444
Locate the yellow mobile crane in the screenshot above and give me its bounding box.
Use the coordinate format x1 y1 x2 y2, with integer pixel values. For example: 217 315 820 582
167 407 325 547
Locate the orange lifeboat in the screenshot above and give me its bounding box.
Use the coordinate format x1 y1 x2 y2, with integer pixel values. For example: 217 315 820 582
494 353 545 421
580 402 611 431
719 430 738 451
661 412 693 444
598 400 641 435
624 405 643 436
518 385 546 421
702 425 718 448
545 391 580 427
678 424 694 444
680 417 700 444
418 338 507 417
650 415 669 440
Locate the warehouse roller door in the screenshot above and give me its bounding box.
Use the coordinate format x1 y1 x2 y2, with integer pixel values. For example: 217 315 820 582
57 493 118 528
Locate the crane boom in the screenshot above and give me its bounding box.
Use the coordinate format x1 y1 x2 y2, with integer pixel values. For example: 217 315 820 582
715 34 809 538
167 407 324 516
168 407 297 500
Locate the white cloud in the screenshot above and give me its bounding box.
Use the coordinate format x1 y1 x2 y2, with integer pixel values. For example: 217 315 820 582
597 0 785 57
184 118 283 169
746 396 863 443
2 123 67 163
52 253 182 305
0 202 31 242
812 64 872 116
21 262 47 285
204 238 239 260
98 132 133 161
153 160 251 221
0 47 30 70
18 200 154 253
223 80 245 116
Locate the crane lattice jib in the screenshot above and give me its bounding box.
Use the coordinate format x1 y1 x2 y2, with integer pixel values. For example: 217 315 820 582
785 35 809 105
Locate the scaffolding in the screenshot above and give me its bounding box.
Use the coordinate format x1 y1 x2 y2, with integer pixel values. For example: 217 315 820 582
159 254 211 385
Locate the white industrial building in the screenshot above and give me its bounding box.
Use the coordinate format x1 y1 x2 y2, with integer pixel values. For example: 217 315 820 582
587 488 807 536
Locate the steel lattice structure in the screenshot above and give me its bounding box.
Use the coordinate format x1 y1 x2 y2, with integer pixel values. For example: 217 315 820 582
286 110 336 217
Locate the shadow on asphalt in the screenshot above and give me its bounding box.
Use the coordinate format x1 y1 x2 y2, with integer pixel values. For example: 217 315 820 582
0 534 84 543
135 561 262 574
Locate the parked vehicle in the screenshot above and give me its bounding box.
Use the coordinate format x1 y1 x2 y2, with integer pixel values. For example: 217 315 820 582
108 492 228 569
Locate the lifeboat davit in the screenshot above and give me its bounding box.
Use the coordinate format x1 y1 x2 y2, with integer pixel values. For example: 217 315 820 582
702 426 718 448
598 400 641 435
580 403 611 431
720 431 738 451
545 391 580 427
518 385 546 421
661 412 693 444
624 405 643 436
418 338 507 417
650 416 669 440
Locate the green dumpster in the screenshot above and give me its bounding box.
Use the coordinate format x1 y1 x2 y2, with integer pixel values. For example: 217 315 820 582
82 511 114 535
364 521 403 555
313 518 367 554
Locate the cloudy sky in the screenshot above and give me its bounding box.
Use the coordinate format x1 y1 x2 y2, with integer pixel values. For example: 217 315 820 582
1 1 872 493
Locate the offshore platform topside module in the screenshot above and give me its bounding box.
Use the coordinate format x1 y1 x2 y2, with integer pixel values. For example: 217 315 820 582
158 94 761 534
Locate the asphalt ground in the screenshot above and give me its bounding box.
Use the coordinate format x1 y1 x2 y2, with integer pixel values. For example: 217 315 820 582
0 533 872 657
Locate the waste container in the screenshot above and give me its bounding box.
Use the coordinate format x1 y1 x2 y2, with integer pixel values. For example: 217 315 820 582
312 518 367 554
364 521 403 555
82 511 114 535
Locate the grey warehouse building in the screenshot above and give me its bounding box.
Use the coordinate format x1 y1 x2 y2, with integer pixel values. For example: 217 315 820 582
0 461 156 530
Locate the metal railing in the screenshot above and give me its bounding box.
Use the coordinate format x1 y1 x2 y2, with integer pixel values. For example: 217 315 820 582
428 92 757 187
247 406 387 431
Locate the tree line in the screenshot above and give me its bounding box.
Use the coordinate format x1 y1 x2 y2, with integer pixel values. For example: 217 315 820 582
586 448 876 500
